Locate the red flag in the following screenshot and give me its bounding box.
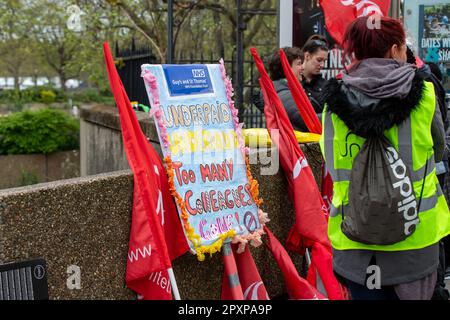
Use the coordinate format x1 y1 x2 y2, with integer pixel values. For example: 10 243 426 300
321 164 333 218
320 0 391 45
264 227 325 299
221 244 269 300
251 48 346 300
250 47 329 251
415 55 424 68
280 47 333 218
279 49 322 134
306 242 347 300
103 42 189 300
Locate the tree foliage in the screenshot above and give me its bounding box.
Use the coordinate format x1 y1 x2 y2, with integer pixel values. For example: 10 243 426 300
0 0 278 92
106 0 277 62
0 0 129 91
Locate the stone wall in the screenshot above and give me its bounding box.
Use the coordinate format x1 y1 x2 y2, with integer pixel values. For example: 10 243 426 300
0 143 324 300
80 104 161 176
0 104 326 299
0 150 80 190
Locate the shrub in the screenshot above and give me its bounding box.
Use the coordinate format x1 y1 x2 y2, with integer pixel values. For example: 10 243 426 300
40 90 56 104
0 86 67 105
0 108 79 155
0 89 30 104
0 86 115 110
69 88 114 104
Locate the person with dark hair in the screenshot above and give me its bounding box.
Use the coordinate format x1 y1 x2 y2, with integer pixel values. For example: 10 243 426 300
321 15 450 300
300 34 329 113
267 47 304 82
253 46 311 131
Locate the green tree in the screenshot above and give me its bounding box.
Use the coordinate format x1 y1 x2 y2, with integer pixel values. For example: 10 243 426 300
0 1 35 89
68 0 133 91
105 0 277 62
12 0 129 92
27 0 86 91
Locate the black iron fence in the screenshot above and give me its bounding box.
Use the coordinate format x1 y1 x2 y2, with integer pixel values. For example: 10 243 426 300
115 43 156 110
115 43 266 128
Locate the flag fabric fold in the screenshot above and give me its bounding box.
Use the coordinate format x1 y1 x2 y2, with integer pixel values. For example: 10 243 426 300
321 163 333 217
103 42 189 300
280 46 333 218
320 0 391 45
264 227 325 299
279 49 322 134
221 244 269 300
306 242 347 300
221 244 244 300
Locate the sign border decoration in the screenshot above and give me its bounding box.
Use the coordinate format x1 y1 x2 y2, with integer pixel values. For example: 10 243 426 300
141 59 269 261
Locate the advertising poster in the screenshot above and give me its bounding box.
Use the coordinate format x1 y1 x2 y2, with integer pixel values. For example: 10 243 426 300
141 63 268 260
418 3 450 91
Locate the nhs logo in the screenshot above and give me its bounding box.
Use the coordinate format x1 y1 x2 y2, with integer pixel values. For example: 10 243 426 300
192 69 206 78
163 64 213 96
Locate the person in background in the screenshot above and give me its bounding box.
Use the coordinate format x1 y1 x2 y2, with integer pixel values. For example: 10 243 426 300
406 48 448 131
321 16 450 300
407 46 450 300
300 34 329 114
253 47 311 131
424 60 450 299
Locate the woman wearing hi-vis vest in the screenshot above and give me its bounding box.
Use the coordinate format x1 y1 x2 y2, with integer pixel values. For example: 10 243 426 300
320 16 450 300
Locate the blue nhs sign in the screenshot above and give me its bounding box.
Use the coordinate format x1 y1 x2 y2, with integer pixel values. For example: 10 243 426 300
163 65 213 96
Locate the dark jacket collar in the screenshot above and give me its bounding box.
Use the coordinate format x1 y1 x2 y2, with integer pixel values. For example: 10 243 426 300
301 74 326 87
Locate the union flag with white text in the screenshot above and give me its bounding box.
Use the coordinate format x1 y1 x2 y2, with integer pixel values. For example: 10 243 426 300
103 42 189 300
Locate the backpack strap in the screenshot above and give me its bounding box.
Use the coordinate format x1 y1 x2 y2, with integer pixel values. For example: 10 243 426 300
417 153 429 212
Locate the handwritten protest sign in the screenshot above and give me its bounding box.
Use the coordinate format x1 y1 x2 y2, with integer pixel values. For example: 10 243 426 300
141 62 268 260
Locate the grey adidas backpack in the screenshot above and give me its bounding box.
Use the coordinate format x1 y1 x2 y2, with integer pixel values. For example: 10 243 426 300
341 136 425 245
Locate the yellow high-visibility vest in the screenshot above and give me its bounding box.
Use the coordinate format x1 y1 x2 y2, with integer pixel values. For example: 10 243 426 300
320 81 450 251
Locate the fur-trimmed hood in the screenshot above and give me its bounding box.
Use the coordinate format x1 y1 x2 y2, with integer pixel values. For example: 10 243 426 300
323 70 426 138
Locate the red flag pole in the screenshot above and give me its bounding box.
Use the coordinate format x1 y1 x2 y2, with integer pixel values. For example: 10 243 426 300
222 243 244 300
305 249 312 266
